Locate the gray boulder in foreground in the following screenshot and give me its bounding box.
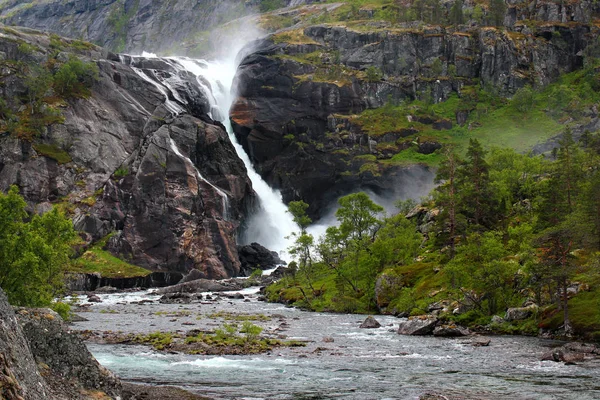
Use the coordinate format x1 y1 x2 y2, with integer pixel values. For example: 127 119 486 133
397 317 439 335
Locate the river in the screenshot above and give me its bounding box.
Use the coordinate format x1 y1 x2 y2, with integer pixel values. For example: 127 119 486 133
71 289 600 400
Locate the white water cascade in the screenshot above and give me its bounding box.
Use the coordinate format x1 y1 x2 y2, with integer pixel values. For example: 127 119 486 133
174 56 298 256
126 51 299 255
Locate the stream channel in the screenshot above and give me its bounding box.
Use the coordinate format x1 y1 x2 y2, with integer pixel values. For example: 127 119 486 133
71 287 600 400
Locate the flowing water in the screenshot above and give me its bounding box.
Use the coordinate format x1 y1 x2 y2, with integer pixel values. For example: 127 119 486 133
76 289 600 400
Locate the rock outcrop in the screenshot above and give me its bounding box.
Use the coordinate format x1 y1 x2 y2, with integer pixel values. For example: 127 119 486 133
0 288 121 399
238 242 284 276
0 27 254 278
230 19 597 216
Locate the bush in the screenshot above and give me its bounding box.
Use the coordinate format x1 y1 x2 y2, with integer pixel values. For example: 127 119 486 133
365 66 383 82
53 56 99 97
50 301 71 321
0 186 77 307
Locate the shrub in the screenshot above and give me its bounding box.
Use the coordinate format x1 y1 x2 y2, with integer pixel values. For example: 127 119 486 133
53 57 99 97
365 66 383 82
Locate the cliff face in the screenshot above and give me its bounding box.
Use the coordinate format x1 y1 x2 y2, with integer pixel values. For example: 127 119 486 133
0 0 260 55
230 13 599 215
0 27 254 278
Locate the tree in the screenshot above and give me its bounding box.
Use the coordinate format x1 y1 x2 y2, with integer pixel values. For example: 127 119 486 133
449 0 465 26
434 147 463 257
287 201 317 296
535 226 577 336
458 138 496 229
24 66 53 114
317 193 384 297
489 0 506 27
511 85 535 113
0 186 77 306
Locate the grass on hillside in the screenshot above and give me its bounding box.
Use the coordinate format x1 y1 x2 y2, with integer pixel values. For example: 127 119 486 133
70 234 151 278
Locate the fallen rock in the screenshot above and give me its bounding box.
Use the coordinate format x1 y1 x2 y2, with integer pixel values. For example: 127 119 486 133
397 316 438 335
360 316 382 329
155 278 243 294
238 242 283 276
433 324 470 337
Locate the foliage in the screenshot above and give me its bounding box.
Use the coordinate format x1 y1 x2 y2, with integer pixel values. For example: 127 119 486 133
0 186 77 307
53 56 99 97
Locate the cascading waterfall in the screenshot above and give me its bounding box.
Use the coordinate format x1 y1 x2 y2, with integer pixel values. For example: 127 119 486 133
123 51 299 255
173 56 298 256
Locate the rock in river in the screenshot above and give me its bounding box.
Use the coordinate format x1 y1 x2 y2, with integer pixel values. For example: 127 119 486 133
360 316 382 329
397 316 439 336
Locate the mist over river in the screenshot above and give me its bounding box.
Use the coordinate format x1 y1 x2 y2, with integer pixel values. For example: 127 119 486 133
72 290 600 400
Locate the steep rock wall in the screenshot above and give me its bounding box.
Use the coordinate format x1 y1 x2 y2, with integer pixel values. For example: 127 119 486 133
0 27 254 278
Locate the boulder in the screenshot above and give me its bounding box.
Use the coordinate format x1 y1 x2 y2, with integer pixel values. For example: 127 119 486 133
238 242 283 276
505 304 538 321
87 294 102 303
397 316 439 335
155 278 243 294
360 316 382 329
159 292 196 304
433 324 470 337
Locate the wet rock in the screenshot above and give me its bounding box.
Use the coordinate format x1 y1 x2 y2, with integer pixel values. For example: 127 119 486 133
180 269 204 284
360 316 382 329
542 342 600 364
159 292 194 304
397 316 439 335
238 242 283 276
87 294 102 303
471 338 491 347
156 278 243 294
323 336 335 343
433 324 470 337
94 286 118 294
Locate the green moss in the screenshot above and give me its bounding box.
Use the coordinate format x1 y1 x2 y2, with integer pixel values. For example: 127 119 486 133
33 143 72 164
70 234 151 278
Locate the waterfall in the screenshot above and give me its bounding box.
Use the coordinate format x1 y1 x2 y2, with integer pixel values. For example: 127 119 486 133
121 51 298 255
172 56 297 256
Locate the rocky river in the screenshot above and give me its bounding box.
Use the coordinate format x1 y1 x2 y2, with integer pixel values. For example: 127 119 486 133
69 286 600 400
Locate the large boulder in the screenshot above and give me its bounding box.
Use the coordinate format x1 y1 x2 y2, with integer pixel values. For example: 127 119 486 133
397 316 439 336
360 316 382 329
505 304 538 321
238 242 284 276
433 324 470 337
0 288 122 399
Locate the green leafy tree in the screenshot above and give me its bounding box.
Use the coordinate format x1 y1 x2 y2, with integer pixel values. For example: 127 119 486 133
511 85 535 113
24 66 53 114
434 148 464 257
0 186 77 306
458 138 496 229
287 200 318 296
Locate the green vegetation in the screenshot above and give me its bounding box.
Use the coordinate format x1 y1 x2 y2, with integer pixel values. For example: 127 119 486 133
0 30 99 140
69 234 151 279
33 143 72 164
270 133 600 339
0 186 77 307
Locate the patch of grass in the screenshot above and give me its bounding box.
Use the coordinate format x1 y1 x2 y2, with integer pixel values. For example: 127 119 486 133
207 311 272 322
272 28 319 45
33 143 72 164
70 234 151 278
386 147 443 166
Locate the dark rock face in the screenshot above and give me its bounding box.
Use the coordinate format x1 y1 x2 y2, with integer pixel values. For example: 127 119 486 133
0 288 121 399
238 242 283 276
0 28 254 279
230 20 596 216
0 289 49 400
0 0 255 55
397 316 439 335
16 307 122 399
